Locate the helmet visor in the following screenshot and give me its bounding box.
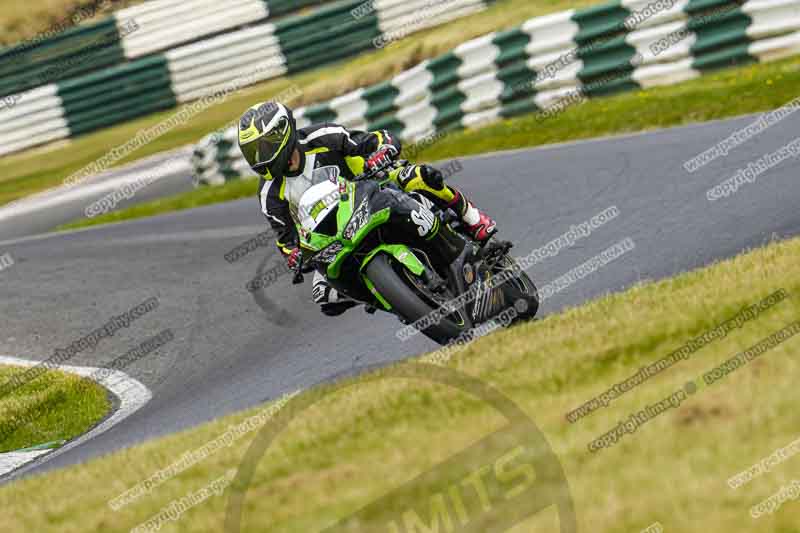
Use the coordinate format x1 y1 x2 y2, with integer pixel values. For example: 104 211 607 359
241 116 290 174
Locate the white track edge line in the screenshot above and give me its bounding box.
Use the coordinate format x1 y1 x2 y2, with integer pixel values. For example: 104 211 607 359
0 355 152 481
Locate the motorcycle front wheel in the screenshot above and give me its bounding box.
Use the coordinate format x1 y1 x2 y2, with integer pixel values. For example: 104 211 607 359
365 254 466 345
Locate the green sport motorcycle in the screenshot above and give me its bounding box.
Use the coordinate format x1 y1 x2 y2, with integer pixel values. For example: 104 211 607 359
291 159 539 345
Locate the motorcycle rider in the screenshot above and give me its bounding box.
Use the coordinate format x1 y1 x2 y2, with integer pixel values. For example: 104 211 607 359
237 100 497 316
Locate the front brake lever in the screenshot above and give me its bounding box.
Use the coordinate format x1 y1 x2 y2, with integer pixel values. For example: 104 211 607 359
292 258 305 285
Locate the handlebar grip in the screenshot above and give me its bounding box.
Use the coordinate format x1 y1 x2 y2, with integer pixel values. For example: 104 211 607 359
354 158 403 182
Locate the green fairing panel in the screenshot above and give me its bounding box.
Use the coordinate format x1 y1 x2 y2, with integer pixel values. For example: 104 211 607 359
299 225 336 252
362 275 392 310
360 244 425 276
327 207 391 279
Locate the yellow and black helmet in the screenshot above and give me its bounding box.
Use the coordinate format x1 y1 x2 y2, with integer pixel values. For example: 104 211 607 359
238 101 297 177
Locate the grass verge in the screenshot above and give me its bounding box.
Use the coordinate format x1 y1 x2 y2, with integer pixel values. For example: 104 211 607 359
58 178 257 231
0 364 111 453
58 54 800 231
0 0 599 208
0 1 144 47
1 236 798 532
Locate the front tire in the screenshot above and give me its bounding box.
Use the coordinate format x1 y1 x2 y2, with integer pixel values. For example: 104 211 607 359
365 254 464 345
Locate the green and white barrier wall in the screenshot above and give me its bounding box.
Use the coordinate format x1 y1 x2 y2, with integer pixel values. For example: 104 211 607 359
0 0 492 157
0 0 282 98
192 129 254 187
191 0 800 185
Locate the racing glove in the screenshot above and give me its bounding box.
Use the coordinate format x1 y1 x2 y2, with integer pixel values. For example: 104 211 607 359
365 144 399 172
282 246 301 269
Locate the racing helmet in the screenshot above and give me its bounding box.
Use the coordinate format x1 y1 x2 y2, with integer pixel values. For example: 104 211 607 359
238 101 298 177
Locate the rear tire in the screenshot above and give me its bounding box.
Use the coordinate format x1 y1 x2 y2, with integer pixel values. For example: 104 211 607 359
496 255 539 321
365 254 464 345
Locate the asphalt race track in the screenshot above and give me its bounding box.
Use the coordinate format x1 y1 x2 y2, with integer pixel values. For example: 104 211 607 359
0 147 193 242
0 112 798 481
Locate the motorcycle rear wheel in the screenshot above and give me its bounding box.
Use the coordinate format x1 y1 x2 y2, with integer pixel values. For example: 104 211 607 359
495 254 540 321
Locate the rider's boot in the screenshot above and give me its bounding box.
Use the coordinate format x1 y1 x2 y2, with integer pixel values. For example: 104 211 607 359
445 189 497 243
312 272 358 316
